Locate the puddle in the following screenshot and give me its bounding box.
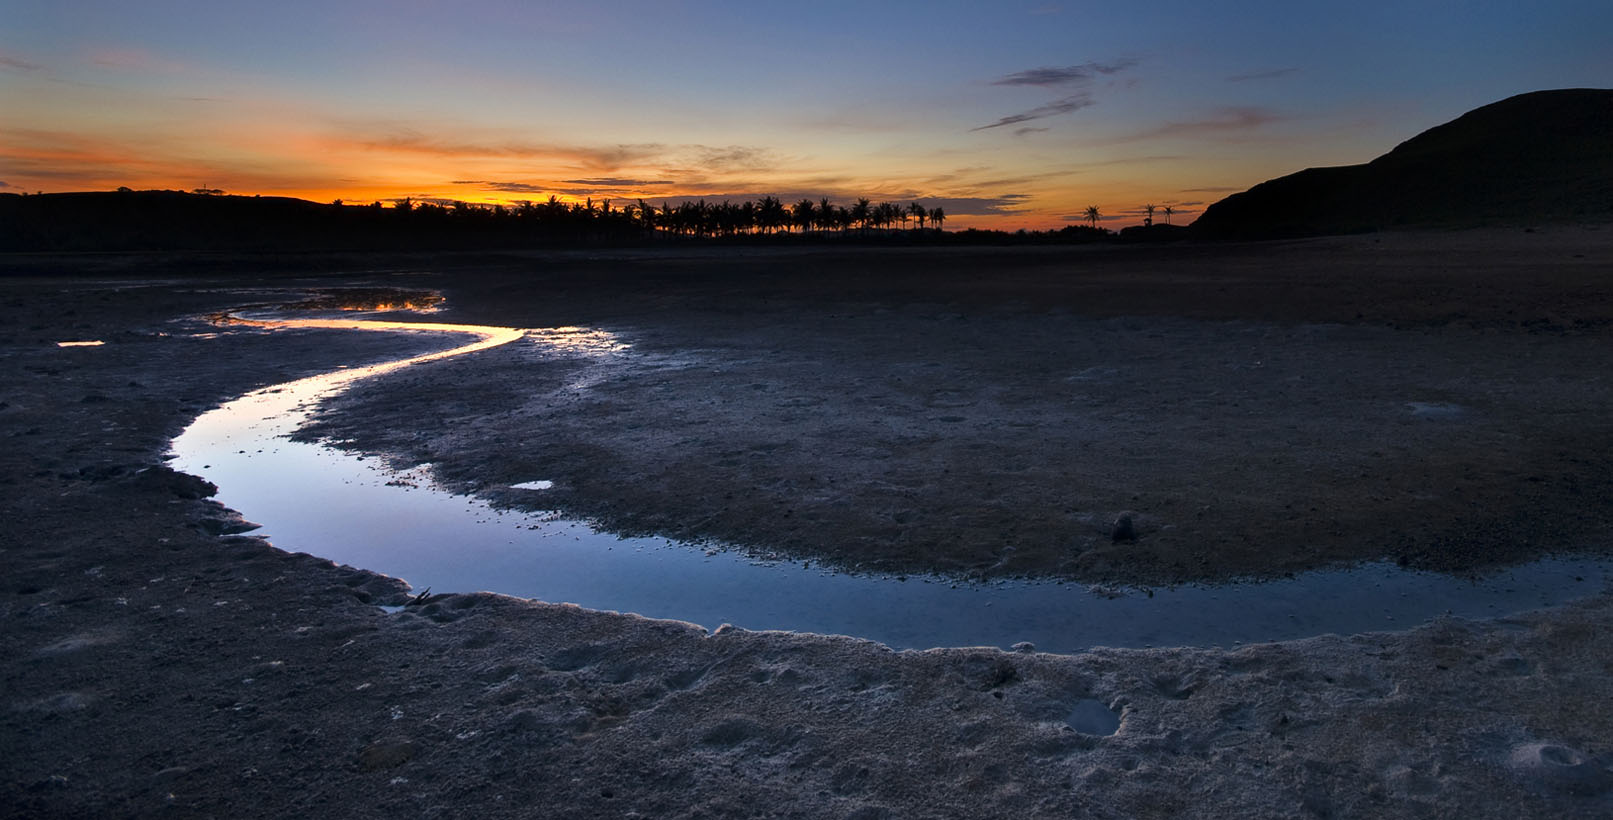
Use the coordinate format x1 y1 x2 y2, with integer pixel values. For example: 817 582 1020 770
169 305 1613 654
1066 699 1121 736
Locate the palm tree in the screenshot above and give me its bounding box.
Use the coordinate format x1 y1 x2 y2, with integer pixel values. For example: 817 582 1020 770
851 198 871 234
1143 203 1155 227
909 202 926 230
1084 205 1101 228
930 206 945 232
885 202 903 230
817 198 837 232
757 196 786 233
793 199 816 233
1162 205 1174 225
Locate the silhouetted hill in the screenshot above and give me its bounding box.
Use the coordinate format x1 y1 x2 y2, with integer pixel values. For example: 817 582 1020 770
1192 89 1613 239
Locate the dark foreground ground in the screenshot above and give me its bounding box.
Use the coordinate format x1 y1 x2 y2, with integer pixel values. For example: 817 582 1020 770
4 229 1613 818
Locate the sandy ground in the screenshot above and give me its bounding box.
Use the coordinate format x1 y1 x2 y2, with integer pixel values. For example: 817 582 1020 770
306 230 1613 583
4 229 1613 818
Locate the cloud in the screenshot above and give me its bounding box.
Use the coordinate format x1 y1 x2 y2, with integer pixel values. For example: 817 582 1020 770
0 180 10 188
1179 186 1243 193
1227 68 1299 83
691 145 774 171
88 48 186 74
1106 107 1282 143
972 93 1095 131
991 59 1137 87
1080 155 1184 167
1 54 42 72
562 177 674 187
966 171 1079 189
353 130 666 171
1014 126 1050 137
452 180 546 193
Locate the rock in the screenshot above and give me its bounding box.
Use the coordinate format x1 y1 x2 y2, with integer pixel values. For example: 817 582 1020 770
358 739 416 771
132 466 217 499
1508 742 1613 795
1112 512 1138 543
959 653 1018 691
1011 642 1036 654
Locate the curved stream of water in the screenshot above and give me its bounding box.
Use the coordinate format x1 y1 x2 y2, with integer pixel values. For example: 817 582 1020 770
170 310 1611 654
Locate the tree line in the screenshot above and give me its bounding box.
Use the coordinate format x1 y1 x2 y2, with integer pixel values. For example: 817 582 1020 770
383 195 948 238
0 189 1132 253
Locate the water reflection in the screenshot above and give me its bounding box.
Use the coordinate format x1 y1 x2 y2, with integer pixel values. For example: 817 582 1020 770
170 298 1613 654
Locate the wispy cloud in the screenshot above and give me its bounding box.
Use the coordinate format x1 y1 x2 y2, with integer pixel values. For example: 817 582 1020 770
352 130 666 171
562 177 674 187
972 93 1095 131
991 59 1137 87
1014 126 1050 137
1106 107 1282 143
1080 155 1184 167
691 145 774 171
88 48 187 74
0 180 10 188
1 54 42 72
350 128 779 176
1227 68 1298 83
452 180 546 193
452 177 679 197
1180 186 1243 193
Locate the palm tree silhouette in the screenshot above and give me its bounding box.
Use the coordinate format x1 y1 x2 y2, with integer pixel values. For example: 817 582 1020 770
1162 205 1174 225
930 207 945 232
757 196 786 233
1143 203 1155 227
1084 205 1101 228
793 199 815 233
909 202 927 230
851 198 871 234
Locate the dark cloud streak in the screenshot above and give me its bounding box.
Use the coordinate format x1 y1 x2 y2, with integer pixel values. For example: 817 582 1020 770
0 55 43 72
991 59 1137 87
1106 107 1282 143
972 93 1095 131
1227 67 1298 83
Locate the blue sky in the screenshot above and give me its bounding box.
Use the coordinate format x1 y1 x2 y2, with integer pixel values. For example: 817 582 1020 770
3 0 1609 226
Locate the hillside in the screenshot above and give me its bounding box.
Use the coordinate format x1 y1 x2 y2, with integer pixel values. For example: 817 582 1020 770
1192 88 1613 238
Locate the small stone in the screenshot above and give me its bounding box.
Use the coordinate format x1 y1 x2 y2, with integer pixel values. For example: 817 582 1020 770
358 739 416 771
1011 642 1036 654
1111 512 1138 543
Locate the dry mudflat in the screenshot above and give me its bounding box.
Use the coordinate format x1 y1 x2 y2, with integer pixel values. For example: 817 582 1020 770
4 227 1613 818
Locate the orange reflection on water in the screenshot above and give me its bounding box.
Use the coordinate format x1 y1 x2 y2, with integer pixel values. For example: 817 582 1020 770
255 317 528 378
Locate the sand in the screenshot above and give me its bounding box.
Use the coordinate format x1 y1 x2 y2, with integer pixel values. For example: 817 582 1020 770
4 227 1613 818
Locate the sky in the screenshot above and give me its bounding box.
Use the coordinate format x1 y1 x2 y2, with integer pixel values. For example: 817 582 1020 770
3 1 1610 229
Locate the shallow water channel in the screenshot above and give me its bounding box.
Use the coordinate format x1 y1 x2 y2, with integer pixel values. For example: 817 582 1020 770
170 310 1612 654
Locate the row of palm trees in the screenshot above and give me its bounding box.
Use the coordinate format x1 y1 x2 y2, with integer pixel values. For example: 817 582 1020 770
1081 204 1179 227
633 196 948 237
395 194 947 238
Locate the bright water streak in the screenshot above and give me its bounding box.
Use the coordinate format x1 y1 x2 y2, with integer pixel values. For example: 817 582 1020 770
171 315 1612 654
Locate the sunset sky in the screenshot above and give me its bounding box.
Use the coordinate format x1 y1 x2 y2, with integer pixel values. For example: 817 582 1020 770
3 1 1610 229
